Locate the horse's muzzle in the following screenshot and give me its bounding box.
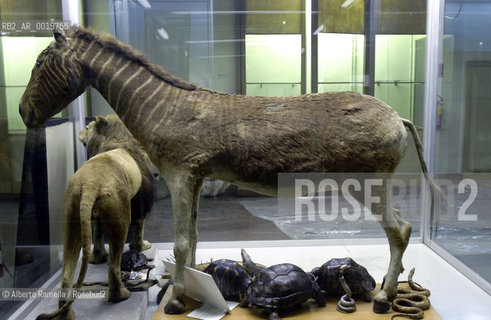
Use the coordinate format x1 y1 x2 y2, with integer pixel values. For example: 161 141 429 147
19 102 37 128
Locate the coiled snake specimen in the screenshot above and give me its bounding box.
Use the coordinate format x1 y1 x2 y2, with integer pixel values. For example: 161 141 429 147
336 265 357 313
391 268 431 319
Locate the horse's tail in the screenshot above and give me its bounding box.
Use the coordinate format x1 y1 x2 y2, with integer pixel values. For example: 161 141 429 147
401 118 443 199
36 188 95 320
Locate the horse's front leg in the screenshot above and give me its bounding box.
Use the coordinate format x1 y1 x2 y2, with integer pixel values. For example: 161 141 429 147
372 195 412 313
352 179 411 313
164 174 200 314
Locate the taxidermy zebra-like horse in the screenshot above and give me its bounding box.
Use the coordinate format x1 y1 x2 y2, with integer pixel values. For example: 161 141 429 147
20 27 437 317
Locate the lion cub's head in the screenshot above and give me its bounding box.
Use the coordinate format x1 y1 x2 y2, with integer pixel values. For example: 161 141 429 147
80 114 136 159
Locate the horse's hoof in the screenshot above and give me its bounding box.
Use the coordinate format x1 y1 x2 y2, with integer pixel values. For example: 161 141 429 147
373 299 391 313
164 298 185 314
156 280 172 305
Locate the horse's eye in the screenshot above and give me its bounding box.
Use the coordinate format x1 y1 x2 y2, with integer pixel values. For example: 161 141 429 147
36 60 42 67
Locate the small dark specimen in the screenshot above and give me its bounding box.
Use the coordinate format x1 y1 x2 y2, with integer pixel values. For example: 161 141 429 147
203 259 251 300
311 257 375 302
120 250 156 289
121 250 149 271
240 249 326 320
82 250 156 290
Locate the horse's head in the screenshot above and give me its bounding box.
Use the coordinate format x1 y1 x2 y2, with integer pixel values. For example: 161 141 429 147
19 30 86 128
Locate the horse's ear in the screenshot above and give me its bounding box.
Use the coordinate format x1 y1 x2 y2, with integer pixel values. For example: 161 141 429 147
95 116 109 134
53 30 68 49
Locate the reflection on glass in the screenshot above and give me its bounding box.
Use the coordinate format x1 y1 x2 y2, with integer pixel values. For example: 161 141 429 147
433 0 491 285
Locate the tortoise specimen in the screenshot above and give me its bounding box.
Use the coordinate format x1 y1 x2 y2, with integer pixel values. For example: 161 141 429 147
203 259 251 300
311 257 375 302
241 249 326 320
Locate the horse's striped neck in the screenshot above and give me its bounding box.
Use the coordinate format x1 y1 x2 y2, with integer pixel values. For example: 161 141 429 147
73 37 188 141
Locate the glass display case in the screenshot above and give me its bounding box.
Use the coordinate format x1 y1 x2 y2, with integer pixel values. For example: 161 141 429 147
0 0 489 319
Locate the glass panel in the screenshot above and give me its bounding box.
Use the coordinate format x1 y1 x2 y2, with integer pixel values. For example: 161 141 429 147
0 37 54 132
245 34 302 96
317 33 364 92
432 0 491 285
0 1 72 318
246 0 302 34
116 0 212 87
246 83 301 97
318 0 364 34
378 0 426 34
374 34 426 121
374 83 413 120
318 83 363 93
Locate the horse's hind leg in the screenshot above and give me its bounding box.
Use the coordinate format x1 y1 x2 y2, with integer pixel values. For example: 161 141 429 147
369 184 412 313
188 178 203 267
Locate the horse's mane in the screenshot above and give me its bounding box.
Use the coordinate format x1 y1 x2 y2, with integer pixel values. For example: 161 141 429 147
68 26 199 91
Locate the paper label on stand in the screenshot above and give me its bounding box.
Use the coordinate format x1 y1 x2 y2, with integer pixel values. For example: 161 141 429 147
163 260 231 313
187 301 239 320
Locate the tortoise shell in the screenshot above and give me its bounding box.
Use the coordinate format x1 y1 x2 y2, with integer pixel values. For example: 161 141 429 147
247 263 321 309
203 259 251 299
311 257 375 299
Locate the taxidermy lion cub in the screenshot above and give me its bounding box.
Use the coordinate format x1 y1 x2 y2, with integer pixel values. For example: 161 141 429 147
81 115 155 261
37 115 155 320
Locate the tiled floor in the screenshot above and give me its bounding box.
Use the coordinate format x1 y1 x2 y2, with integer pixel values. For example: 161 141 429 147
146 242 491 320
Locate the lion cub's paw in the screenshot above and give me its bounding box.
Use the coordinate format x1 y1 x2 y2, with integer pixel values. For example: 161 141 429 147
89 250 109 264
108 287 131 303
141 240 152 251
130 240 152 252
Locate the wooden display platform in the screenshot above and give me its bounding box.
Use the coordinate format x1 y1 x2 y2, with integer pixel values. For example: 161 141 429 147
153 284 441 320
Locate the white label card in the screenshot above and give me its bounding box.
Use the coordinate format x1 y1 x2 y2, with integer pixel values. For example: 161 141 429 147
162 260 231 314
187 301 239 320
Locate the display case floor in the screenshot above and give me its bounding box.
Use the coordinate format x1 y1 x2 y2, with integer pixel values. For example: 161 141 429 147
25 288 147 320
20 244 157 320
152 284 441 320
